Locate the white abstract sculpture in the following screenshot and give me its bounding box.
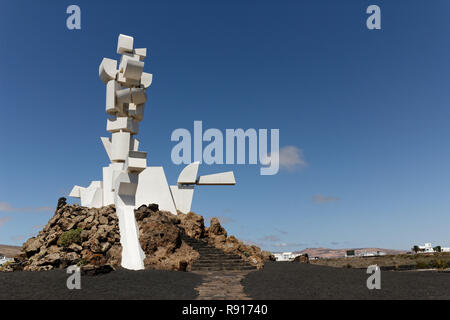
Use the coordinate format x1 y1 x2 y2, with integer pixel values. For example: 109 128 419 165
69 34 235 270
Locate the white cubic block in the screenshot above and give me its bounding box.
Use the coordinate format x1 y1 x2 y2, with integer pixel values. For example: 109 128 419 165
99 58 118 84
117 34 134 54
116 87 131 104
106 80 120 114
131 87 147 104
128 103 145 121
117 71 140 86
107 117 138 134
130 137 140 151
133 48 147 61
123 59 144 81
111 131 131 161
140 72 153 89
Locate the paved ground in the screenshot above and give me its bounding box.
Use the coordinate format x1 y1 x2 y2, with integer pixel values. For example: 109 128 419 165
242 262 450 300
0 269 202 300
193 271 252 300
3 263 450 300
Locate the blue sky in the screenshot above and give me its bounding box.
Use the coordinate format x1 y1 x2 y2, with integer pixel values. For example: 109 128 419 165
1 0 450 251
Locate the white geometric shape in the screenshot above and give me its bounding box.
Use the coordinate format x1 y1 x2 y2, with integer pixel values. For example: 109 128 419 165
103 163 124 206
113 171 145 270
170 185 195 214
131 87 147 104
119 52 140 71
197 171 236 185
117 34 134 54
134 48 147 61
100 137 112 162
116 87 131 104
140 72 153 89
111 131 131 162
123 59 144 81
130 137 140 151
69 185 82 198
135 167 177 214
177 161 200 184
99 58 118 84
117 72 140 86
127 151 147 173
80 181 103 208
116 172 138 196
128 103 145 121
107 117 138 134
106 80 120 114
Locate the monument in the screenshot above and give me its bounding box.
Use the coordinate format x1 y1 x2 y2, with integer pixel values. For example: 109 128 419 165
69 34 236 270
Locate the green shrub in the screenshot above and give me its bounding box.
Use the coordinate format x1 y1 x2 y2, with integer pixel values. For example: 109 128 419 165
77 258 88 267
434 259 448 269
57 228 82 247
242 251 250 257
416 261 429 269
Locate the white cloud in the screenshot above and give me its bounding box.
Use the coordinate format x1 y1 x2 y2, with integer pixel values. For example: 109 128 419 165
312 194 340 204
0 217 11 227
0 202 53 213
262 146 307 173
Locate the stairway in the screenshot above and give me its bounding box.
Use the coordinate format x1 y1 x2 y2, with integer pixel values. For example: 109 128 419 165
182 236 257 272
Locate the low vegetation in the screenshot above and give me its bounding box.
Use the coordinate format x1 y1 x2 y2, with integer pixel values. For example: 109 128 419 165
311 252 450 270
57 228 83 247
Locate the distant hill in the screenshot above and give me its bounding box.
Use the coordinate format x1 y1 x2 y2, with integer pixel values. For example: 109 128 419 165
294 247 407 259
0 244 21 258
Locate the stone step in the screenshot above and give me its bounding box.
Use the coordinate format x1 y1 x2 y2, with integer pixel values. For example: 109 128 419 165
198 254 243 260
191 265 257 271
195 259 244 264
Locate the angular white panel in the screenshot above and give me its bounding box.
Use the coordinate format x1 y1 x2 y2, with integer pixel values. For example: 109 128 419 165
69 185 82 198
177 161 199 184
197 171 236 185
140 72 153 89
117 34 134 54
79 181 103 208
102 163 124 206
99 58 118 84
100 137 112 162
135 167 177 214
170 185 195 214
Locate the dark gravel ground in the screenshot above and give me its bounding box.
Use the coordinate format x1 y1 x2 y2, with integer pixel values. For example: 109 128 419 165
0 268 202 300
242 262 450 300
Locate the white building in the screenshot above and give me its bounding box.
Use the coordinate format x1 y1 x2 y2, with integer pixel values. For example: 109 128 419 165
0 254 12 266
419 243 434 253
273 252 302 262
414 243 450 253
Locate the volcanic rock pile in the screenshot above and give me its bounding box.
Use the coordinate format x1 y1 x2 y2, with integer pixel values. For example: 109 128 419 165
6 198 274 273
